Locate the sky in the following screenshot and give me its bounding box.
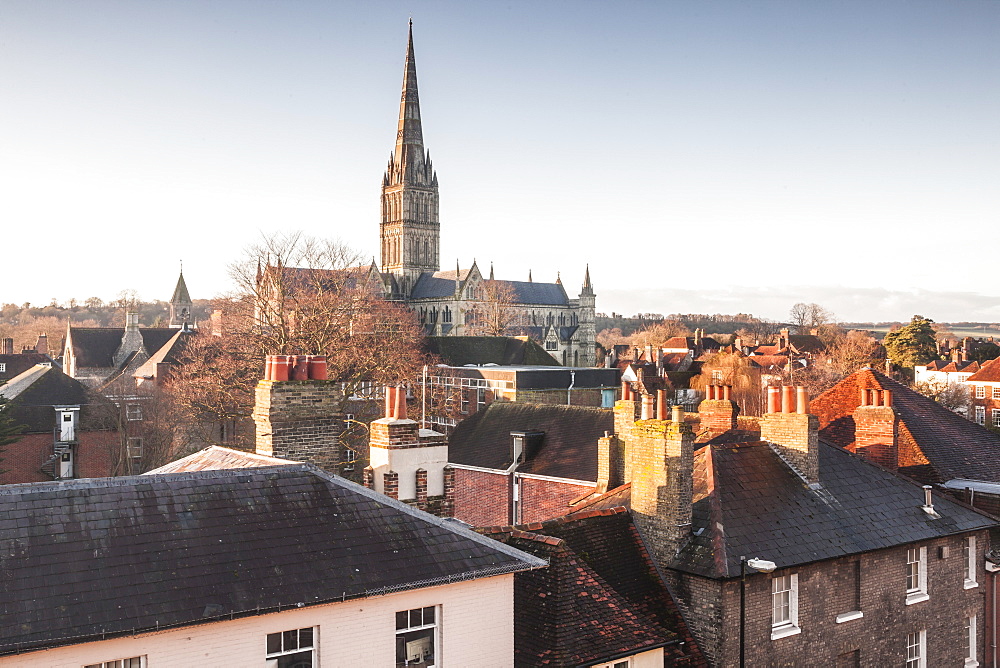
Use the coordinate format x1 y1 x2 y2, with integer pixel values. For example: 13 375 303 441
1 1 997 324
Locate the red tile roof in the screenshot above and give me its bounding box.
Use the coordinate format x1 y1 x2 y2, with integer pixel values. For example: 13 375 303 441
811 368 1000 483
967 356 1000 383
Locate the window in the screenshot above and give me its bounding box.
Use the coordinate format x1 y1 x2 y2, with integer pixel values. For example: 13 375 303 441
770 573 800 639
965 536 978 588
976 406 986 425
85 658 144 668
906 630 926 668
343 448 358 472
396 606 437 668
127 438 143 459
966 615 979 667
266 627 314 667
993 409 1000 428
594 661 630 668
125 404 142 421
994 387 1000 400
976 385 986 399
0 363 5 372
460 390 470 414
477 387 487 410
905 547 928 605
545 340 557 351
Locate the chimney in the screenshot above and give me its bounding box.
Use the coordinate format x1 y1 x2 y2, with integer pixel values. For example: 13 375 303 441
645 344 654 363
698 384 738 434
253 355 344 471
369 384 447 510
34 333 48 356
1 338 12 355
623 401 695 566
694 328 702 347
779 328 790 350
760 384 819 483
114 311 144 367
852 387 898 470
596 429 624 493
952 348 961 363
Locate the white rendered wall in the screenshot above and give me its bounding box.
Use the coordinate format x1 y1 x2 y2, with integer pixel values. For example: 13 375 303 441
3 575 515 668
371 443 448 499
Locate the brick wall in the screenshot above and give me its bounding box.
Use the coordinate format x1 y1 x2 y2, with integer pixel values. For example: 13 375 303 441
253 380 343 472
760 412 819 482
514 388 604 407
671 531 990 666
518 476 595 524
853 405 898 469
0 431 118 485
453 468 510 526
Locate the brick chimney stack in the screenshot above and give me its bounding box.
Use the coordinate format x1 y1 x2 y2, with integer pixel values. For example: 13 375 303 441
1 338 12 355
253 355 343 471
368 385 449 513
760 384 819 483
698 384 738 434
852 388 898 470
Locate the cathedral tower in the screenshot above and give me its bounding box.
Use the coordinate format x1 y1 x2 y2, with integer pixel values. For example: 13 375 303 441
169 267 193 329
380 20 440 298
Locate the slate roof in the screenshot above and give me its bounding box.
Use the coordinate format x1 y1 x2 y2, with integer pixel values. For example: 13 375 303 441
484 509 705 667
424 335 558 366
0 465 544 656
145 445 297 474
132 329 192 380
925 359 981 374
811 368 1000 483
66 327 177 369
967 355 1000 382
0 353 53 382
449 402 612 481
673 441 998 578
170 271 192 303
410 271 570 305
788 334 825 354
0 365 113 433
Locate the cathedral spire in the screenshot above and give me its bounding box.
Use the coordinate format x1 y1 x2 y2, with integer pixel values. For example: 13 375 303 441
395 18 425 180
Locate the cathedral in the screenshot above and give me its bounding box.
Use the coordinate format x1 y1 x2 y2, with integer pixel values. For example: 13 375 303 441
373 22 596 367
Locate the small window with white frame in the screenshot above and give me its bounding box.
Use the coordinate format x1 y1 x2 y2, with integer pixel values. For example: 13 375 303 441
965 536 978 588
85 658 144 668
905 546 928 605
994 386 1000 400
0 363 5 373
125 403 142 421
770 572 800 639
976 406 986 424
993 409 1000 428
396 606 437 668
594 660 631 668
966 615 978 667
266 626 315 667
906 630 926 668
976 385 986 399
127 437 143 459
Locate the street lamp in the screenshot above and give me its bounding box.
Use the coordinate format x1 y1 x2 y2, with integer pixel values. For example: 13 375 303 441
740 556 777 668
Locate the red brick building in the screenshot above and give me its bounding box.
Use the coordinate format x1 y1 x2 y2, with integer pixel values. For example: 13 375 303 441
966 356 1000 430
0 364 119 484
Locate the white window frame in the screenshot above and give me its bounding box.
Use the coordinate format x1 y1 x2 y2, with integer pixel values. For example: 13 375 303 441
127 437 143 459
906 630 926 668
594 660 631 668
266 626 315 667
976 406 986 425
125 403 142 421
770 572 801 639
994 386 1000 400
0 363 5 372
905 547 929 605
965 536 978 588
84 658 145 668
966 615 979 667
396 606 438 668
976 385 986 399
993 409 1000 428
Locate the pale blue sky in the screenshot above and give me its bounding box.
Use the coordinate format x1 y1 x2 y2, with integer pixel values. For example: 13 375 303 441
2 1 997 322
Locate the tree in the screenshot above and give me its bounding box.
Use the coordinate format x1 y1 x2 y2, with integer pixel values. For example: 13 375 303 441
788 302 834 334
631 320 691 347
465 279 518 336
883 315 938 368
914 380 971 415
968 341 1000 363
166 232 430 440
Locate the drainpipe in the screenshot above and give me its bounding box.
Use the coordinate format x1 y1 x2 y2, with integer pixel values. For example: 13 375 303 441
567 370 576 406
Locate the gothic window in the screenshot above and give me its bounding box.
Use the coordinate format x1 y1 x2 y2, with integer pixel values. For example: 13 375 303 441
443 307 452 323
571 313 578 326
559 313 566 326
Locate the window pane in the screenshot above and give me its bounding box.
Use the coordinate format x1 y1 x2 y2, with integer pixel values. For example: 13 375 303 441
396 628 435 668
299 627 313 649
396 610 409 630
276 650 313 668
410 608 423 628
126 660 142 668
283 629 298 651
422 606 435 624
267 632 282 654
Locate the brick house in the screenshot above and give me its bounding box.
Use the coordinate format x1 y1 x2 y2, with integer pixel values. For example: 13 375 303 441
0 364 120 484
0 464 543 666
447 401 613 526
811 368 1000 515
965 356 1000 429
591 384 999 666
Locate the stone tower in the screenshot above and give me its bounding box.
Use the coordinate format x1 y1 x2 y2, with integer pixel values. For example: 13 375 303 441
380 20 440 298
577 265 597 366
169 268 193 329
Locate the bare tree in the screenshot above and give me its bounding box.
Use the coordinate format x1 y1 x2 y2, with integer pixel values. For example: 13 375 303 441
465 279 518 336
914 379 971 415
789 303 834 334
630 320 691 347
